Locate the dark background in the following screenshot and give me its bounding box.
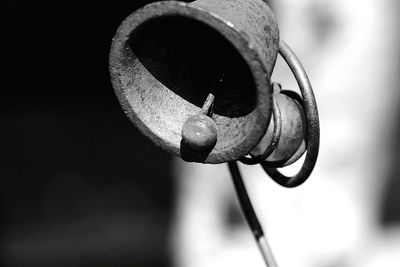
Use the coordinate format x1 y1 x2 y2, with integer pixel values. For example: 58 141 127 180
1 1 186 266
1 0 400 266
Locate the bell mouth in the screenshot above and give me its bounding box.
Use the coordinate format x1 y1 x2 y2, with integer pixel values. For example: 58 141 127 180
110 1 272 163
128 15 257 118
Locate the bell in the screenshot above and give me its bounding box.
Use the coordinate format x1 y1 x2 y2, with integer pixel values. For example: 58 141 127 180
109 0 280 163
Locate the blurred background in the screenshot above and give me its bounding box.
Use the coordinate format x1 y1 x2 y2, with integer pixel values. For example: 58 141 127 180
1 0 400 267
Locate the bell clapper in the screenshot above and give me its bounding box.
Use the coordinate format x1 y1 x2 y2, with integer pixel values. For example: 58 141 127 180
181 74 227 151
181 93 218 151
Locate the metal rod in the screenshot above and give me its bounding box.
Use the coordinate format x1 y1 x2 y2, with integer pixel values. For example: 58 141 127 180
201 93 215 116
200 72 227 117
228 161 278 267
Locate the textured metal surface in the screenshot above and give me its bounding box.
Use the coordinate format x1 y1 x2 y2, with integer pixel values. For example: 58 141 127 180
109 3 320 266
109 0 279 163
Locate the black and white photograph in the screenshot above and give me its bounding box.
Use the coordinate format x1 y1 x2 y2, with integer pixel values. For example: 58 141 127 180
2 0 400 266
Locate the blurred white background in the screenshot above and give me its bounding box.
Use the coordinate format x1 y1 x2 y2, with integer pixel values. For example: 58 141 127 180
172 1 400 267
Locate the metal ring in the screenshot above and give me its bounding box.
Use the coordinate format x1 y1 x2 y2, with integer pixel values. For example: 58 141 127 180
261 40 320 188
239 99 282 165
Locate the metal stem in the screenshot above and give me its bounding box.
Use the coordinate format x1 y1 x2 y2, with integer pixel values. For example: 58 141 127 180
201 93 215 116
228 161 278 267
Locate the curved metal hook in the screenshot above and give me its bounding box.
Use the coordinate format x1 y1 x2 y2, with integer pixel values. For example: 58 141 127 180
261 40 320 188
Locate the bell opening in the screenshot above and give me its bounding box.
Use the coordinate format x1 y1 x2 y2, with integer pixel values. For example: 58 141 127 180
126 15 257 118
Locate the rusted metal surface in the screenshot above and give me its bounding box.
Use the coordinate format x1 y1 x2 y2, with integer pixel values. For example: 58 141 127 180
109 0 319 179
109 0 279 163
108 0 319 174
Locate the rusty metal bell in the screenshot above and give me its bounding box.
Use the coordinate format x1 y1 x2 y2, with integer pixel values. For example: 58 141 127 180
109 0 280 163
